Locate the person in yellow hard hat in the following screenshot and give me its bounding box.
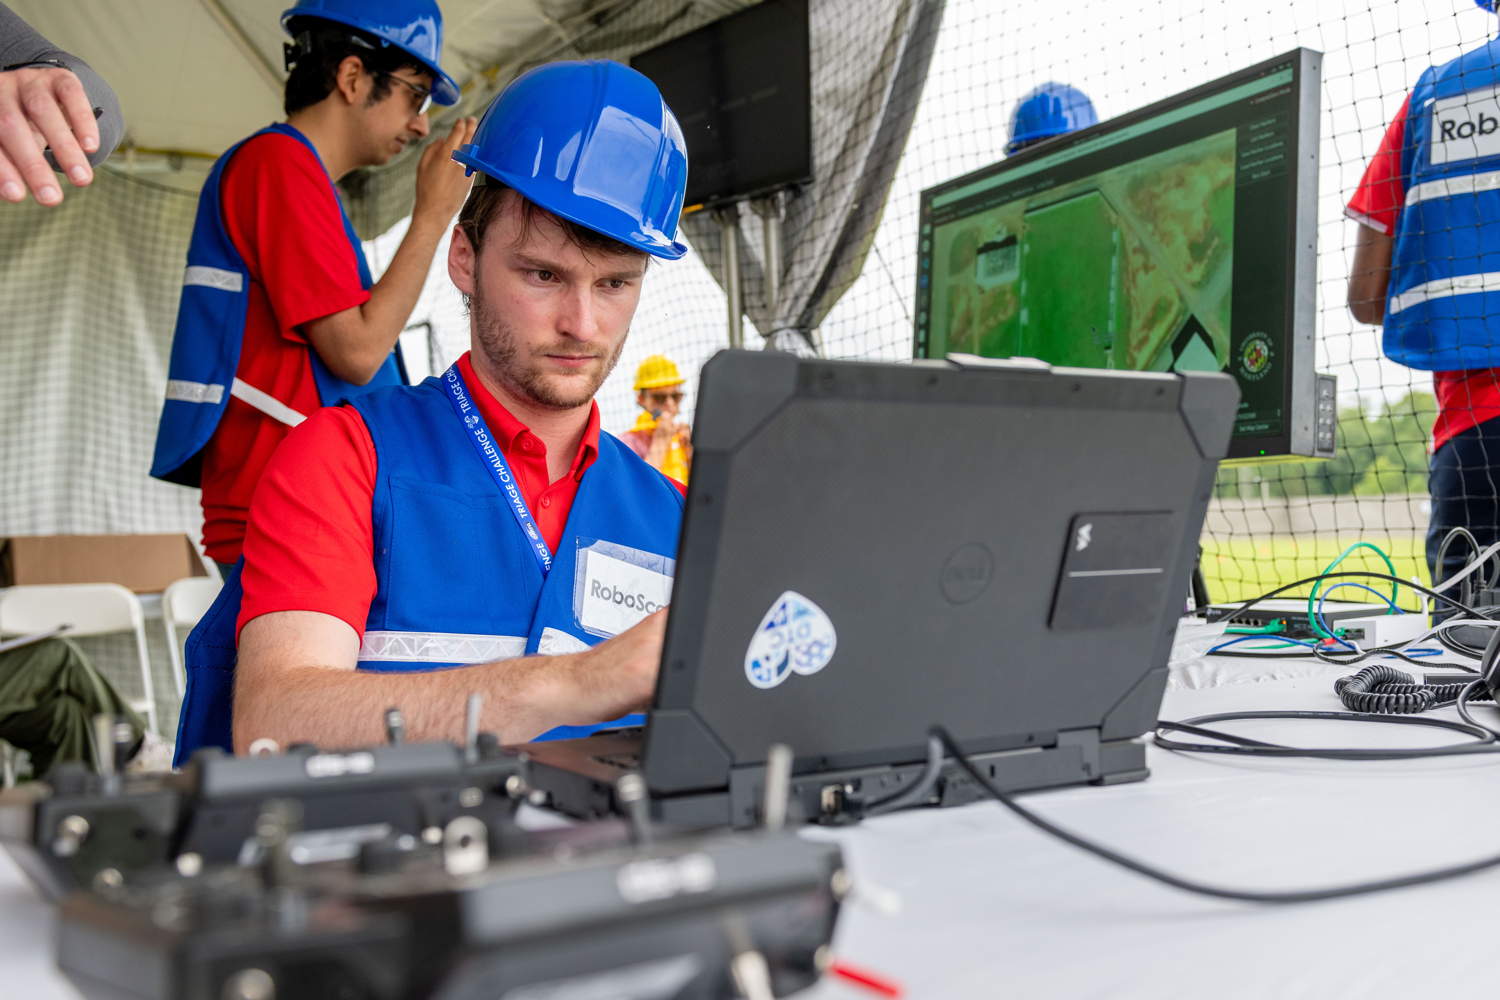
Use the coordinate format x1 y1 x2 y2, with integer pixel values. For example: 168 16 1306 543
622 354 692 483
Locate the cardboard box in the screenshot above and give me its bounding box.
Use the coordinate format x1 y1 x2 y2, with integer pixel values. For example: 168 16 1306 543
0 534 210 594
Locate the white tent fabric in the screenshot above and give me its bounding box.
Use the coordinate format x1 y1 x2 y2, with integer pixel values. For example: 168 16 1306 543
0 0 760 543
5 0 760 237
4 1 751 174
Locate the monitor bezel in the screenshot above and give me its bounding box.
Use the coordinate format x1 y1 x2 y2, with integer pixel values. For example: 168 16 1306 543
913 48 1323 462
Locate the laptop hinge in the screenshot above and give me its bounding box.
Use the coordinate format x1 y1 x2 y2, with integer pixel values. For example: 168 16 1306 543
1055 727 1102 782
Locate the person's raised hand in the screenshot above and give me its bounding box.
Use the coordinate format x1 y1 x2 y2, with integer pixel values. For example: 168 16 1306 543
413 116 478 225
651 411 683 444
0 65 98 206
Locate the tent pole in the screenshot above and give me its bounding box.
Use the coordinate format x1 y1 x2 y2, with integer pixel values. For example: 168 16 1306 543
752 191 789 327
715 205 744 350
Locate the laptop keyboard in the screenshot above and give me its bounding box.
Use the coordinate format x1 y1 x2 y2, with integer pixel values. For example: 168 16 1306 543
592 752 642 770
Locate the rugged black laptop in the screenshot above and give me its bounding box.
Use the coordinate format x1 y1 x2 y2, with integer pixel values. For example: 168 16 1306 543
522 351 1237 828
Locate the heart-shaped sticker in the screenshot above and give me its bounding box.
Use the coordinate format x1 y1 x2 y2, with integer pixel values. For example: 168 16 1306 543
744 591 838 690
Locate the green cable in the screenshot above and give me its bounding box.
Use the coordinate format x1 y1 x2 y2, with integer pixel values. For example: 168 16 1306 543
1225 621 1285 635
1307 542 1400 639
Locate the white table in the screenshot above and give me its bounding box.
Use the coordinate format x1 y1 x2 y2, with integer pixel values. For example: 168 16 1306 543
7 637 1500 999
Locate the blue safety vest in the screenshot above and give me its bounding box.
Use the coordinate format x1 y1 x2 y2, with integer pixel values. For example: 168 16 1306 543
173 370 684 764
1385 38 1500 371
149 123 405 486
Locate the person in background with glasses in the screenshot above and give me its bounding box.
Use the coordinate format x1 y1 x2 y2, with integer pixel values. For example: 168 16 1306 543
621 354 693 484
149 0 478 579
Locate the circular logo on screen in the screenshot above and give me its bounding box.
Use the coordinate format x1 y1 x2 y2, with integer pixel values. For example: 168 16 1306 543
940 544 994 605
1239 333 1274 382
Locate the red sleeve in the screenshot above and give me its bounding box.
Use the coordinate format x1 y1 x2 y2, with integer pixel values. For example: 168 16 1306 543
1346 93 1411 236
220 132 371 345
237 405 379 640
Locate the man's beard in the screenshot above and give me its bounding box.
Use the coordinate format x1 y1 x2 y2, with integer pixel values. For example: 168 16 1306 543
471 287 625 409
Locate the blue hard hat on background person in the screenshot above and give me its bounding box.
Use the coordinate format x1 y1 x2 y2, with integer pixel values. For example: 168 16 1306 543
1478 0 1498 12
1006 82 1098 155
281 0 460 106
452 60 690 261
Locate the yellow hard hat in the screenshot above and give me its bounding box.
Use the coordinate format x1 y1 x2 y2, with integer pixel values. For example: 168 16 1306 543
633 354 684 390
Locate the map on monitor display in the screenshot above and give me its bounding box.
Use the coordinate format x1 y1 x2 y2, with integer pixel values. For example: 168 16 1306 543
914 49 1323 460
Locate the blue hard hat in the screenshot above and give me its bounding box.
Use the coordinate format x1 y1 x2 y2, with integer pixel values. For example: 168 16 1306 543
1006 82 1098 155
1480 0 1499 11
452 60 689 260
282 0 459 106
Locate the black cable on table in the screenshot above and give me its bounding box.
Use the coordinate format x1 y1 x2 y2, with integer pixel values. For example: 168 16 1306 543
1205 571 1488 627
1457 680 1500 742
931 725 1500 904
1152 710 1499 760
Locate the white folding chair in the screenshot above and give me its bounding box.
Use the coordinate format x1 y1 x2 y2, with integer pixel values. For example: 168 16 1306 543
0 583 159 735
161 577 223 702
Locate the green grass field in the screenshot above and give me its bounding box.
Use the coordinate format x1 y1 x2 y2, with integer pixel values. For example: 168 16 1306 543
1200 535 1428 611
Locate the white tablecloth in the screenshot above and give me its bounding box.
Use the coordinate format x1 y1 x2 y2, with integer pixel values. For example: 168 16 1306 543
7 633 1500 999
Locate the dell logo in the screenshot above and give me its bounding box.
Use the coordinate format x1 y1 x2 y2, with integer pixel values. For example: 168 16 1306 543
1075 524 1093 551
939 543 994 605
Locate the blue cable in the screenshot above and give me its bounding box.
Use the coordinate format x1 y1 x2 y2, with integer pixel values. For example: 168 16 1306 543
1315 582 1402 642
1207 634 1319 655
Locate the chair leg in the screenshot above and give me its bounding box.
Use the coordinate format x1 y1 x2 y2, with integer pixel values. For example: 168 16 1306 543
164 619 185 702
133 626 159 735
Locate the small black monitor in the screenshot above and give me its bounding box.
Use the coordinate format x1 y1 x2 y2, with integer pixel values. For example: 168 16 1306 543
913 49 1329 462
631 0 812 208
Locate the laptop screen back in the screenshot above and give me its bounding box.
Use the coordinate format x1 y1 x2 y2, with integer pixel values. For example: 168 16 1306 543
642 352 1236 794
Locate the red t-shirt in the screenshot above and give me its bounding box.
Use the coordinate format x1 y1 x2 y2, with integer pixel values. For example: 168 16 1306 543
237 353 604 640
1346 93 1500 450
198 130 371 563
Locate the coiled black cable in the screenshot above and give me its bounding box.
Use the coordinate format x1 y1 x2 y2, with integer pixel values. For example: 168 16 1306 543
1332 664 1489 714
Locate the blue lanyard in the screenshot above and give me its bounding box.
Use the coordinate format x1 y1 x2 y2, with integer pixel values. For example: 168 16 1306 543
441 363 552 575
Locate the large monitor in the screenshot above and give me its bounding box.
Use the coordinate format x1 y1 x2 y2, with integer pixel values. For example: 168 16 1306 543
913 49 1331 462
631 0 812 208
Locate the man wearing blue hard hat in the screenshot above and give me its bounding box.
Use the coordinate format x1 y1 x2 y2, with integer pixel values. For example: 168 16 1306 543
173 60 691 760
149 0 477 576
1347 0 1500 596
1006 82 1098 155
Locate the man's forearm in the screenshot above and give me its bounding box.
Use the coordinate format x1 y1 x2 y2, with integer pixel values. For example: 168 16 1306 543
304 213 449 384
233 654 577 754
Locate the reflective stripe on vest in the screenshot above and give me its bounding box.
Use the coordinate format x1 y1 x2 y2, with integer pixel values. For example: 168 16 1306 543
355 627 589 664
183 265 244 292
230 378 306 427
358 630 527 664
1404 166 1500 208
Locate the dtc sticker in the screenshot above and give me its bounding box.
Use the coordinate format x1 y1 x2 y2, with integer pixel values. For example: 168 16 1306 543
744 591 837 690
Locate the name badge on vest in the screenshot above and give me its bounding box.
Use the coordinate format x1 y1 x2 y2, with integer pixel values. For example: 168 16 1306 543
574 539 675 639
1431 85 1500 165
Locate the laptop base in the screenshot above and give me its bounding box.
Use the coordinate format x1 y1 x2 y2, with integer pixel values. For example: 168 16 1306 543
522 728 1149 829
